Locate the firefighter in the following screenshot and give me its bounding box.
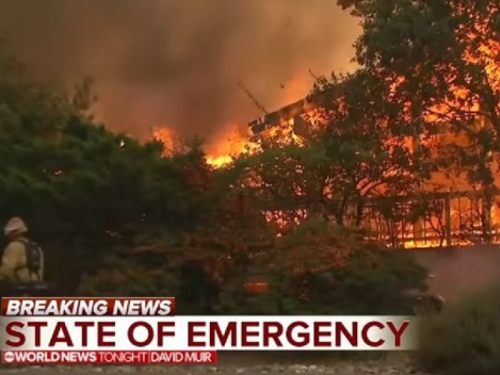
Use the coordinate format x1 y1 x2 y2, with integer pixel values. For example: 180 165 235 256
0 218 44 293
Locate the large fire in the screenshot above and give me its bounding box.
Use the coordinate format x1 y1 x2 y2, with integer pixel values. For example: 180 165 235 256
151 72 315 167
151 125 257 167
151 4 500 249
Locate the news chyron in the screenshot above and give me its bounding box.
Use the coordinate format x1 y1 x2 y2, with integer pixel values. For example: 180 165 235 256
0 297 416 366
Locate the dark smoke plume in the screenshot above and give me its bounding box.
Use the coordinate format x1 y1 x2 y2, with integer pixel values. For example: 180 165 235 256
0 0 359 145
417 246 500 303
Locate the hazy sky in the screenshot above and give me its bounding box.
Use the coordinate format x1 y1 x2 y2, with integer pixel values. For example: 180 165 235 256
0 0 360 145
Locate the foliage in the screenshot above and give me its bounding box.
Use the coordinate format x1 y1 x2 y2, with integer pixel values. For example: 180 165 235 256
79 161 278 313
337 0 500 188
310 69 437 225
216 221 428 315
414 284 500 375
240 71 436 229
236 143 333 226
0 40 216 292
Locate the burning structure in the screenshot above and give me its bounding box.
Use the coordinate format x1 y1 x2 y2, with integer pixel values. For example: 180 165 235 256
149 1 500 251
247 94 500 249
151 81 500 250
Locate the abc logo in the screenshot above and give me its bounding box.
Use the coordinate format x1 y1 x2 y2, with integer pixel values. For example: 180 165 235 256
2 351 14 363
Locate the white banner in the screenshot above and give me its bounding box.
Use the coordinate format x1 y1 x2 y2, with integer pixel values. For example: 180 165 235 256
1 315 416 351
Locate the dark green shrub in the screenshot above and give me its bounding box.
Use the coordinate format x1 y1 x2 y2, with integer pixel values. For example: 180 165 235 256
216 221 429 315
414 284 500 375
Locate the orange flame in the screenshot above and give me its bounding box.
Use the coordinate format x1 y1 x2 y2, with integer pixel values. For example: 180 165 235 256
151 125 260 167
151 73 315 167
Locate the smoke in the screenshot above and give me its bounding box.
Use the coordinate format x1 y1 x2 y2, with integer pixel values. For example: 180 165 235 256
0 0 359 145
416 246 500 303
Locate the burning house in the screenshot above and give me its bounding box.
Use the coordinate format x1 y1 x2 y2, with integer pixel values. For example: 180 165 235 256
246 94 500 249
248 97 317 135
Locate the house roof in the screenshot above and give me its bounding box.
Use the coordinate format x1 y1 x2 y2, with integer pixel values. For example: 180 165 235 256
247 96 319 135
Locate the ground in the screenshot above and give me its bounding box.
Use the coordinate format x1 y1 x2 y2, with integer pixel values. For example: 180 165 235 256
0 353 427 375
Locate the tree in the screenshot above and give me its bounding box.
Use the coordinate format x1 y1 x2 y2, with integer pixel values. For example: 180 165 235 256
237 67 436 237
0 40 221 293
312 70 437 226
337 0 500 188
234 143 332 227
